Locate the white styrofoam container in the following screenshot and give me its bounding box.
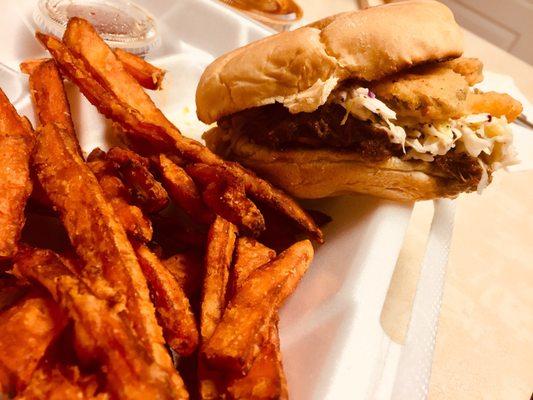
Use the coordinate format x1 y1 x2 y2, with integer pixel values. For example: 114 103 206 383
0 1 457 398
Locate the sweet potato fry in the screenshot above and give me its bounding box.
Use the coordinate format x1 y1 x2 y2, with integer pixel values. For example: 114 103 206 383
0 291 66 394
114 48 165 90
32 123 187 397
0 89 34 260
187 164 265 236
36 33 173 151
99 180 153 243
107 147 169 213
43 18 322 242
86 147 107 162
195 229 225 400
63 18 174 131
135 244 199 356
156 154 213 224
231 237 276 295
13 247 186 399
23 57 82 212
24 51 165 91
203 240 313 375
87 156 153 243
226 238 287 400
24 59 82 156
18 361 108 400
162 251 203 299
20 58 49 75
200 216 238 342
226 319 288 400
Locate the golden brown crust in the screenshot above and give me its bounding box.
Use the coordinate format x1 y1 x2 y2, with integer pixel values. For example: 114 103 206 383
196 0 463 124
465 91 523 122
442 57 483 85
203 128 476 201
370 63 470 123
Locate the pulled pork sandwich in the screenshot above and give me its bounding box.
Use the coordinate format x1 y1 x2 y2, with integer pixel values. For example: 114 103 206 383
197 0 522 201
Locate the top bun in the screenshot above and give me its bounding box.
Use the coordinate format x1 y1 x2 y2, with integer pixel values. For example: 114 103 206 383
196 0 463 124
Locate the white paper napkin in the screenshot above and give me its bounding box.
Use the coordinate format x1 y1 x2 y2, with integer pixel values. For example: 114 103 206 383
391 199 457 400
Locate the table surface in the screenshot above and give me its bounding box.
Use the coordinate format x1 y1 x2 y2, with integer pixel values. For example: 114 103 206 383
298 2 533 399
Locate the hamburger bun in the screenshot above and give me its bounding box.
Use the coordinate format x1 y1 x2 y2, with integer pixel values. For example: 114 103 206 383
203 128 476 201
196 0 463 124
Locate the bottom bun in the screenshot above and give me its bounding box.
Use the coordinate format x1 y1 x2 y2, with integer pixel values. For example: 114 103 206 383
203 128 477 201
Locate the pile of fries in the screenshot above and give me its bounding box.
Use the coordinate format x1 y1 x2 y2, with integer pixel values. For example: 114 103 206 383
0 18 326 399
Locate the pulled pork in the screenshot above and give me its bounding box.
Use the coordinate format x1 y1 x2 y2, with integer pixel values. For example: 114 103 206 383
220 103 482 185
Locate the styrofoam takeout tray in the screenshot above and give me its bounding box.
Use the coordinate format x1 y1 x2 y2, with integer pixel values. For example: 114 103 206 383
0 1 457 398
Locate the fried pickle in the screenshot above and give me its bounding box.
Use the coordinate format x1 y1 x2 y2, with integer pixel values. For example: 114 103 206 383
466 91 523 122
370 63 469 123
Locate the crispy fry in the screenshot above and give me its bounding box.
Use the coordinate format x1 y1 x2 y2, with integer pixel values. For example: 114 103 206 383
135 244 199 356
105 187 153 242
231 237 276 293
24 51 165 92
24 57 81 212
107 147 169 213
20 58 49 75
226 319 288 400
0 89 34 260
226 237 288 400
187 163 265 236
13 247 185 399
88 162 153 243
114 48 165 90
25 59 82 156
84 158 112 176
162 251 203 299
156 154 213 224
107 146 150 169
17 361 108 400
198 363 224 400
200 216 238 342
63 18 174 131
36 33 174 150
40 19 322 241
203 240 313 375
206 181 263 233
0 291 66 393
86 147 107 162
32 123 187 397
197 216 233 400
466 91 523 122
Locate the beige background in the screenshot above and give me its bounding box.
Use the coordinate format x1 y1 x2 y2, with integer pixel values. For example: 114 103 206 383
296 2 533 399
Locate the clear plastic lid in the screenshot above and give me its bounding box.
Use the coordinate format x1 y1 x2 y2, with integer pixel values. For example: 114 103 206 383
34 0 160 55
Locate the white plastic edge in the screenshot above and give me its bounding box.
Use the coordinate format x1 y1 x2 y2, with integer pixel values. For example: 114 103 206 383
390 199 457 399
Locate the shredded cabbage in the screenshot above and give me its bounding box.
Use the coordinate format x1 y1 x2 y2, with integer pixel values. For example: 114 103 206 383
331 86 517 175
477 159 490 193
334 87 406 146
